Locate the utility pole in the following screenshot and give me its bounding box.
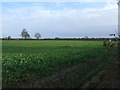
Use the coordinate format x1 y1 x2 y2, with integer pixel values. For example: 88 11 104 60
118 1 120 37
117 0 120 87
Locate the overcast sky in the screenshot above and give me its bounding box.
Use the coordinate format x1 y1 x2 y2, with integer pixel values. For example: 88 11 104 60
2 1 118 38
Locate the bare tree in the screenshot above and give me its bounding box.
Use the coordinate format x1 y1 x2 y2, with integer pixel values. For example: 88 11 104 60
84 36 89 39
21 29 26 39
25 31 30 39
35 33 41 39
8 36 12 39
20 29 30 39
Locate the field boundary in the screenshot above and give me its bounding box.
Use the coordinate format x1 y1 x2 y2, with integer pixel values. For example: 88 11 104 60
1 38 120 41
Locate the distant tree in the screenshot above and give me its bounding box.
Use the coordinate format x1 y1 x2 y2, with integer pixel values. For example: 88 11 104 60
21 29 26 39
84 36 89 39
5 37 8 39
55 37 60 40
2 34 5 39
35 33 41 39
25 31 30 39
92 37 94 39
20 29 30 39
8 36 12 39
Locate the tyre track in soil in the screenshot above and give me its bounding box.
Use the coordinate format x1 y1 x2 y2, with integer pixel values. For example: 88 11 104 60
19 48 114 88
20 63 86 88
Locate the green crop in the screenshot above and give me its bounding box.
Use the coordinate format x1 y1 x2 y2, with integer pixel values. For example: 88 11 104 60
2 40 106 87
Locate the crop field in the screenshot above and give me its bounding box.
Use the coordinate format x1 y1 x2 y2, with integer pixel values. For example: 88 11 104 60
2 40 117 88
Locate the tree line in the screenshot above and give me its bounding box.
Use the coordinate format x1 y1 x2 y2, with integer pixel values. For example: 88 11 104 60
3 29 41 39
